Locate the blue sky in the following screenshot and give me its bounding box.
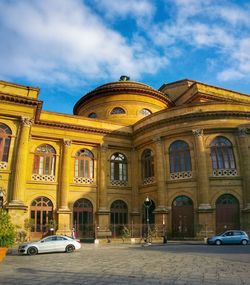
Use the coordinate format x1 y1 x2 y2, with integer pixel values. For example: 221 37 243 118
1 0 250 114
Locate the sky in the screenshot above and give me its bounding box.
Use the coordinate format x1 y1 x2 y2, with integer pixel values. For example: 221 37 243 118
1 0 250 114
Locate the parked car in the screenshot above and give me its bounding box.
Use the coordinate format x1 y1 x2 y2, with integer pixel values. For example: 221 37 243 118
18 235 81 255
207 230 249 245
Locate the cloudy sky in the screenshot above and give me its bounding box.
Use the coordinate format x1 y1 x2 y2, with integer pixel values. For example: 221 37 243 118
1 0 250 114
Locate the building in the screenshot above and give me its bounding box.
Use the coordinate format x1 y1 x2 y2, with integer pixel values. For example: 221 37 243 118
0 76 250 240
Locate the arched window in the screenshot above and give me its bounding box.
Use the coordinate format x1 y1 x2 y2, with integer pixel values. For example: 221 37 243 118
88 112 97 118
141 149 154 181
0 123 12 162
169 140 192 173
210 137 236 170
33 144 56 176
111 107 126 114
110 200 128 237
30 196 53 237
139 109 152 116
75 149 94 179
110 153 127 182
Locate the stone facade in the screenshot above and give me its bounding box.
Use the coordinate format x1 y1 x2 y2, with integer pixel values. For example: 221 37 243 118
0 77 250 240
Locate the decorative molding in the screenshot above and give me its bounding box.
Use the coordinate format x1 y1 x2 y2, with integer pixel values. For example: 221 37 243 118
63 139 72 147
100 143 108 152
110 180 128 186
153 136 162 144
142 176 155 185
213 169 237 177
0 161 7 170
192 129 203 137
170 171 192 180
238 128 248 137
73 177 94 184
32 174 55 182
21 116 34 127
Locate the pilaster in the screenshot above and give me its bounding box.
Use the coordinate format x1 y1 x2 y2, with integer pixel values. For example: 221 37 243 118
9 116 33 209
192 129 211 210
57 139 72 235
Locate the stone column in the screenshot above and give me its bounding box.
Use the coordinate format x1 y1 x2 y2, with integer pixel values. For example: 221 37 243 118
57 139 72 235
96 144 111 238
153 137 168 235
192 129 211 209
9 117 33 208
237 128 250 210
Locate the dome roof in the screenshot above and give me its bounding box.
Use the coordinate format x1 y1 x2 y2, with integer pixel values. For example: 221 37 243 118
73 76 173 115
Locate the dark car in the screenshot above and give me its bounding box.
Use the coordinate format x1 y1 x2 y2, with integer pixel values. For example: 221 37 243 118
207 230 249 245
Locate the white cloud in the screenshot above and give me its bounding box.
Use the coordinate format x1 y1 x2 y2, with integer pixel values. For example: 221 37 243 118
0 0 165 86
91 0 155 21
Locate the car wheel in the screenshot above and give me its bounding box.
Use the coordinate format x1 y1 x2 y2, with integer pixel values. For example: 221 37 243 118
215 239 221 245
65 244 75 253
241 239 248 245
27 247 38 255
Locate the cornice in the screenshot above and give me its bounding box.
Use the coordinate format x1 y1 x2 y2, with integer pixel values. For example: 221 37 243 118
0 92 43 122
35 120 132 137
133 110 250 136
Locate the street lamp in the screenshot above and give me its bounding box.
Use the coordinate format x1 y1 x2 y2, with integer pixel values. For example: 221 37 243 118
144 196 152 245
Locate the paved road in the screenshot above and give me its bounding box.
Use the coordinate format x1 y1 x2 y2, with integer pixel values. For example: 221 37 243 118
0 243 250 285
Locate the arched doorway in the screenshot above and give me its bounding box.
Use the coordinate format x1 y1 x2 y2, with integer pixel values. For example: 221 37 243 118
110 200 128 237
30 196 53 239
216 194 240 233
73 199 94 239
172 196 194 238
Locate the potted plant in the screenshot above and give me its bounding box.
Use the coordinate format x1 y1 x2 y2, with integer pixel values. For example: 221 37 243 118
0 209 16 262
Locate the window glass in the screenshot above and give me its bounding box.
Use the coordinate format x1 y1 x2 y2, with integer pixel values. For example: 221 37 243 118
169 140 191 173
111 107 126 114
0 123 12 162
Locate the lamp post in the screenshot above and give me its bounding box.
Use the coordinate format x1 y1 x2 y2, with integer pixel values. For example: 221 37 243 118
144 196 152 245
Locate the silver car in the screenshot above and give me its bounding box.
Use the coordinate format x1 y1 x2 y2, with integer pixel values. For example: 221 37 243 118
18 235 81 255
207 230 249 245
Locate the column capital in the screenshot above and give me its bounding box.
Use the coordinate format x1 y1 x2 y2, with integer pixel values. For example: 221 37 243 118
21 116 34 127
238 127 248 137
100 143 108 151
153 136 163 144
63 139 72 147
192 129 204 137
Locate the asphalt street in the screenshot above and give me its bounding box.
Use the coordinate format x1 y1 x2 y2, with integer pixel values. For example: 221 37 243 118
0 242 250 285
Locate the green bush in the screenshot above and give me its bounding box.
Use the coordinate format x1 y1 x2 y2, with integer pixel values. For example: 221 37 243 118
0 209 16 247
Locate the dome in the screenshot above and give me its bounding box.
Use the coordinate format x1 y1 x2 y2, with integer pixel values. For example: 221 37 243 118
73 76 173 125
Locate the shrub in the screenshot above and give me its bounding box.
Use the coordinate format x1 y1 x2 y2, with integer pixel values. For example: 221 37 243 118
0 209 16 247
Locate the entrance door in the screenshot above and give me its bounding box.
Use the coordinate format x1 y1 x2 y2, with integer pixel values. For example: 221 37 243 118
30 196 53 239
172 196 194 238
216 194 240 233
110 200 128 237
73 199 94 239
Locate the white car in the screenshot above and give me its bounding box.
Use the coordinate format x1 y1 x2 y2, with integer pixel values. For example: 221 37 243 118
18 235 81 255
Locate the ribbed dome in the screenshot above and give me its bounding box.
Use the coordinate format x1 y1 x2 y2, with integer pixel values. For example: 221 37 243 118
73 77 172 115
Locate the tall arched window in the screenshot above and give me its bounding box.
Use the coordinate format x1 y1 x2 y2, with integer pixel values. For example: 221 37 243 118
111 107 126 114
33 144 56 176
110 153 127 184
75 149 94 179
0 123 12 162
110 200 128 237
169 140 192 179
141 149 154 183
210 137 236 176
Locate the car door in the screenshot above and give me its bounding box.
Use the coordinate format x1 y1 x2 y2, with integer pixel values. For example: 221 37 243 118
54 236 68 252
37 236 57 253
231 231 241 244
222 231 234 244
